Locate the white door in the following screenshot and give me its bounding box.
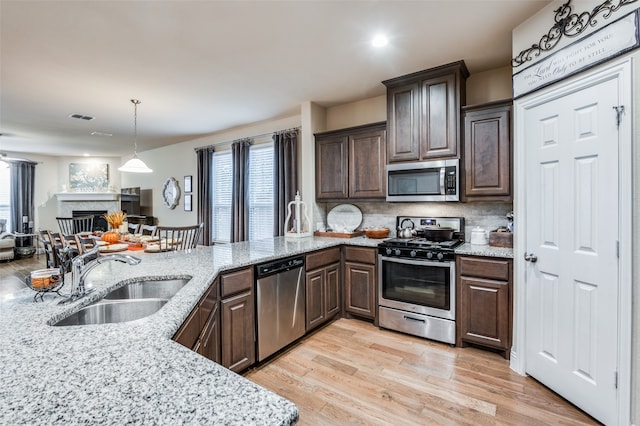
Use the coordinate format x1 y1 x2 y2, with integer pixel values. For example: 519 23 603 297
523 74 620 424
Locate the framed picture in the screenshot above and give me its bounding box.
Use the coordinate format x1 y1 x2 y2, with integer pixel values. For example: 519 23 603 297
69 163 109 191
184 175 192 193
184 194 192 211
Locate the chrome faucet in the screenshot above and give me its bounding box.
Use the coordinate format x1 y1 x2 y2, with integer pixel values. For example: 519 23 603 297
66 246 142 301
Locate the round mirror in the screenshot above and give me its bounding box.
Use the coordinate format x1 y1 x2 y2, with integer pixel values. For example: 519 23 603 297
162 177 181 209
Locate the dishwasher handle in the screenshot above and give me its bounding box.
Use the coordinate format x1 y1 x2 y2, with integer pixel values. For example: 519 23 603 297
255 256 305 278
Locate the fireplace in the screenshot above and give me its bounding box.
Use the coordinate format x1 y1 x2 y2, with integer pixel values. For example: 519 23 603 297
73 210 108 232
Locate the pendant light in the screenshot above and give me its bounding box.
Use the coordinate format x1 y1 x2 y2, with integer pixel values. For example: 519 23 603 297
118 99 153 173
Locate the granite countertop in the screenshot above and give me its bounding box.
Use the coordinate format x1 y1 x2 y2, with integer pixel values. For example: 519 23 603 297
455 242 514 258
0 235 507 425
0 236 369 425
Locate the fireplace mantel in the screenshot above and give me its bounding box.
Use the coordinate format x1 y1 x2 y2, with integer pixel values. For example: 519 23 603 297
55 192 120 202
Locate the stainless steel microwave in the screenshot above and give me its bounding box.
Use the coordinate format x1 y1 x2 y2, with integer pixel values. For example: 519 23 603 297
386 159 459 202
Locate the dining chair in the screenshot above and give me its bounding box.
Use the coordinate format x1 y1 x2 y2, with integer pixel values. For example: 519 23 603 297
156 223 203 251
38 229 56 268
57 215 94 236
139 224 158 237
45 230 65 269
127 223 141 234
74 234 99 261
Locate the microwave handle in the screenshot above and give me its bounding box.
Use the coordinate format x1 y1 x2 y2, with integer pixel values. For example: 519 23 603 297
439 167 446 195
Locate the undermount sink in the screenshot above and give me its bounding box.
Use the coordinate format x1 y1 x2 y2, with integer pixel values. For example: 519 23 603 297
103 278 190 300
53 299 167 326
52 277 192 326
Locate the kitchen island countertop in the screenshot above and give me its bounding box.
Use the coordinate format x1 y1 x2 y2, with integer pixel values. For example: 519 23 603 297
1 236 372 425
0 235 508 425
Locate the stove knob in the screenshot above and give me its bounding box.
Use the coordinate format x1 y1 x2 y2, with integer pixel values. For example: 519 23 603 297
394 248 401 256
385 248 393 256
426 251 434 259
437 252 444 261
410 250 417 257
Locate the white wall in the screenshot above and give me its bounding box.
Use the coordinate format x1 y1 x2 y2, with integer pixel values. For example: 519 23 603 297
121 114 301 226
512 1 639 423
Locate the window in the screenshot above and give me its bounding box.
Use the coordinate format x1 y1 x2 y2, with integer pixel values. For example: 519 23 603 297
211 150 232 243
248 143 274 241
210 142 274 243
0 165 10 233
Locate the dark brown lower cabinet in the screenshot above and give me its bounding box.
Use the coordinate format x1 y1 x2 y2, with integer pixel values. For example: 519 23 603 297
173 278 220 363
221 290 255 372
456 255 512 359
305 248 341 332
173 267 255 373
343 246 377 321
197 302 220 363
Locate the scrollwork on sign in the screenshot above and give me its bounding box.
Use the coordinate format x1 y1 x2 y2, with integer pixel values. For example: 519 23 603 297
512 0 638 67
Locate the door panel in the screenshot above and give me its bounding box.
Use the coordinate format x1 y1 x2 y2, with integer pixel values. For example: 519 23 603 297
524 75 619 424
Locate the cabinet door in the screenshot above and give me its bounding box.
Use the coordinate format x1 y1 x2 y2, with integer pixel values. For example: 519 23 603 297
420 73 458 159
463 103 512 201
344 261 376 319
386 82 420 162
325 263 341 318
316 136 348 199
173 305 200 350
349 129 386 198
199 302 220 364
221 290 255 372
305 269 326 331
458 276 510 350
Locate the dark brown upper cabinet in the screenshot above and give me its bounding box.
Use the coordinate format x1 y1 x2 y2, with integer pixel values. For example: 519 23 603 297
461 100 513 202
383 61 468 163
315 122 386 201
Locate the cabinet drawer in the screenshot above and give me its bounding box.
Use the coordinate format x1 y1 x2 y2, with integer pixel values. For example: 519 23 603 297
343 246 376 264
458 256 510 281
221 268 253 298
306 247 341 271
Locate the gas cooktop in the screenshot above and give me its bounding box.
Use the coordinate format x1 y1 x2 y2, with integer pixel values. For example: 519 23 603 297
378 216 465 262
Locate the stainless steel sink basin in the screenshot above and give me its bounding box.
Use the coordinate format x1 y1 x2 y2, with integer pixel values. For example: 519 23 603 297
53 299 167 326
103 278 190 300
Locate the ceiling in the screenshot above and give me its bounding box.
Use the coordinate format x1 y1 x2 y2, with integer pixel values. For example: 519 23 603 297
0 0 551 158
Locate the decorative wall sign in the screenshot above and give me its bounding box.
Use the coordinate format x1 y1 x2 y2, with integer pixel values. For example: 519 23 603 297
69 163 109 191
184 175 192 193
184 194 192 211
512 0 638 67
513 10 639 98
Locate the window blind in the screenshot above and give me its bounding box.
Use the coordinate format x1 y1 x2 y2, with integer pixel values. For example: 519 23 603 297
248 143 274 241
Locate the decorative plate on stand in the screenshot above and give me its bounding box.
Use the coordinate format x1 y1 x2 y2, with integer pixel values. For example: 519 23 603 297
327 204 362 233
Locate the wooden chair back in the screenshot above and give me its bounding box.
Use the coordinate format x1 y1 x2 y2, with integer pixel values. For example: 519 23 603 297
45 231 64 269
139 224 158 237
38 229 56 268
57 215 94 236
156 223 203 251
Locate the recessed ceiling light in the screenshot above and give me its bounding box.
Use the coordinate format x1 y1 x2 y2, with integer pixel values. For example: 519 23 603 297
372 34 388 48
91 131 112 137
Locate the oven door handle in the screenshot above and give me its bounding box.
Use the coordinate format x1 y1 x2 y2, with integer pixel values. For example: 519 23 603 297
379 255 453 268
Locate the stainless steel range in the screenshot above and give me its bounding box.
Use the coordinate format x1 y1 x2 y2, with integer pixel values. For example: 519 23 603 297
378 216 464 344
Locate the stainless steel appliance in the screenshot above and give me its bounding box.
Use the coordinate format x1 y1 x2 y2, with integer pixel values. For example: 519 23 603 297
378 216 464 344
386 159 459 202
255 256 306 361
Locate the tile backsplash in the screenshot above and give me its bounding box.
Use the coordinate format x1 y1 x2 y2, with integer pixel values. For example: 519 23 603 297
319 201 513 241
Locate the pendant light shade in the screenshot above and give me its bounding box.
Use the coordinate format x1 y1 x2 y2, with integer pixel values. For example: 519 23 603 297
119 99 152 173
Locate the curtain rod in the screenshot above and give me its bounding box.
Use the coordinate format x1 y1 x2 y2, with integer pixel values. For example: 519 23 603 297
194 127 300 152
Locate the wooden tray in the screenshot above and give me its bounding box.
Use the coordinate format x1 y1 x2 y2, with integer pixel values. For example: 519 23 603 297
313 231 364 238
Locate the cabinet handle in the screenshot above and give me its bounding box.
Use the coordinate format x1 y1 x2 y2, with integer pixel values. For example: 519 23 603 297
524 252 538 263
403 316 426 324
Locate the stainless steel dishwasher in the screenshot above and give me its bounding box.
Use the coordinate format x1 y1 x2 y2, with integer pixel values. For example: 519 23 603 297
255 256 305 361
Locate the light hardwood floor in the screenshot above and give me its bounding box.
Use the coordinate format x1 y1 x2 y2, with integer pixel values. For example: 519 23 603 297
245 318 600 426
